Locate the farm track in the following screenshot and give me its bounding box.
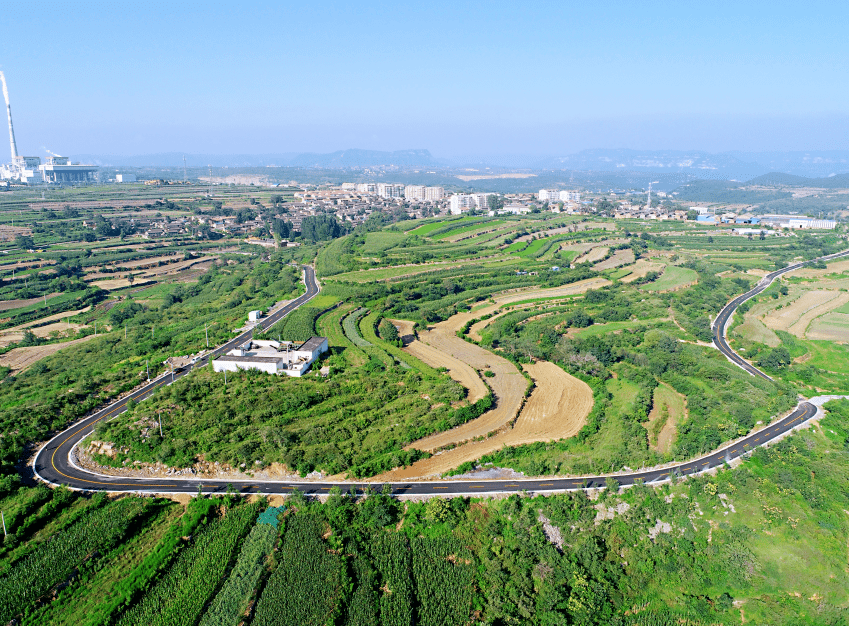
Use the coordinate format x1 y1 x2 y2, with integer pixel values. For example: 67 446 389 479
33 250 849 497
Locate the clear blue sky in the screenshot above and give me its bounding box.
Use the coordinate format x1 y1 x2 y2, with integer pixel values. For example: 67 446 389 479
1 1 847 157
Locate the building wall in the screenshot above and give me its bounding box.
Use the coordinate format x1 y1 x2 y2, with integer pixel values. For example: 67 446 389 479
425 186 444 200
212 360 279 375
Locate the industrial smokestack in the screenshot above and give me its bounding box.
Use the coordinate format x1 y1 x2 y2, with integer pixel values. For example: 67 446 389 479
0 72 19 161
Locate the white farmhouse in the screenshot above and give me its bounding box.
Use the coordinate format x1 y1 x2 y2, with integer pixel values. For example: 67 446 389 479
212 338 329 377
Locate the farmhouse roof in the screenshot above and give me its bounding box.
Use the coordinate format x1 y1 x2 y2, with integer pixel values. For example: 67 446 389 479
298 337 328 352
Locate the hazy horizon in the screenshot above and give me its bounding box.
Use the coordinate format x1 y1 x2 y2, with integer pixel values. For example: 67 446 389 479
2 1 848 158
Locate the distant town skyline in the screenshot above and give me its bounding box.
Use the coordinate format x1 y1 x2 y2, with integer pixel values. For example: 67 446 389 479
2 1 847 157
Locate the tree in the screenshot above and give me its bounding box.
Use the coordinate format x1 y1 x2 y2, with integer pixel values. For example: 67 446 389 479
14 234 34 250
757 346 791 370
300 215 343 242
487 195 504 212
378 318 399 342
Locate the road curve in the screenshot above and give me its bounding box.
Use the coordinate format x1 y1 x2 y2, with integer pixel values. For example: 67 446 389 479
34 251 847 497
712 247 849 379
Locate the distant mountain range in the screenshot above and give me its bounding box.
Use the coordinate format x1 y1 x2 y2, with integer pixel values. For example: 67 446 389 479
77 149 441 169
76 148 849 181
535 150 849 180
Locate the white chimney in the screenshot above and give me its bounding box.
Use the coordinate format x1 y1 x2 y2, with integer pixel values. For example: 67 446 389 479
0 72 19 161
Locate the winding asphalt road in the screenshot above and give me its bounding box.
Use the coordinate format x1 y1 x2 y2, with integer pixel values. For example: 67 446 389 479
33 250 848 497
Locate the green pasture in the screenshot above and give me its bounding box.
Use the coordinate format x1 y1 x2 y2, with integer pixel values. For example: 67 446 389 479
640 266 699 291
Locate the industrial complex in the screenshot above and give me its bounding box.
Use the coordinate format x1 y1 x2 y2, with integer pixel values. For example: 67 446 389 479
0 71 98 185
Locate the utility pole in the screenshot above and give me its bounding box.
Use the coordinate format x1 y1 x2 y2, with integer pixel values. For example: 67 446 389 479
124 325 127 339
224 369 227 385
146 359 149 381
158 410 163 437
1 511 6 537
94 321 97 336
170 363 174 383
205 323 209 348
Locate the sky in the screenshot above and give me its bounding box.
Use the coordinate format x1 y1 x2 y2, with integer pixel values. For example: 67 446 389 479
1 1 848 158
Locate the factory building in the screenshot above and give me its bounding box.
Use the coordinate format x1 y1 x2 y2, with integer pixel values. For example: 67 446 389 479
0 71 97 185
39 156 98 183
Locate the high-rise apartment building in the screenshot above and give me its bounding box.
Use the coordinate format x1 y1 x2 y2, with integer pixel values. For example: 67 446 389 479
404 185 445 201
539 189 581 203
377 183 404 198
449 193 490 214
356 183 377 194
425 186 444 201
404 185 426 200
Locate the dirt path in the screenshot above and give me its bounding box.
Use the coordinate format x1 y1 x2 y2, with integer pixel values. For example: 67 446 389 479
377 361 593 480
0 336 97 373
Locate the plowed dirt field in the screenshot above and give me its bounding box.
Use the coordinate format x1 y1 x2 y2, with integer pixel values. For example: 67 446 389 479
376 361 593 479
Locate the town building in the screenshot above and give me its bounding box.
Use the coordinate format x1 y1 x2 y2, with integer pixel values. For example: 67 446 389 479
449 193 491 214
212 338 329 377
377 183 404 199
539 189 581 203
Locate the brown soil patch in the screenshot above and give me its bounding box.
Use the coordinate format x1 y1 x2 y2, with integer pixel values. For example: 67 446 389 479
468 311 511 342
789 259 849 279
0 336 96 373
620 259 666 283
594 248 634 270
0 225 32 242
504 362 592 444
0 321 87 348
404 338 489 404
763 290 849 338
0 292 62 312
493 277 611 308
403 327 522 450
377 361 593 479
642 383 687 454
574 246 609 265
1 306 91 332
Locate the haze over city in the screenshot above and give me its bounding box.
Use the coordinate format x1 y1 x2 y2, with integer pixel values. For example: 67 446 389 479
2 0 849 159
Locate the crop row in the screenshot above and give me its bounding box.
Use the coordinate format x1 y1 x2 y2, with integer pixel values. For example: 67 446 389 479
372 533 414 626
0 496 147 623
411 536 475 625
199 523 277 626
342 307 372 347
115 502 258 626
252 514 343 626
